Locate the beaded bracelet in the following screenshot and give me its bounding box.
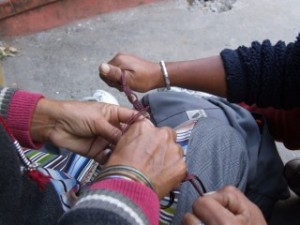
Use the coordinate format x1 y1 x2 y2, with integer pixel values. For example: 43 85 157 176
160 60 171 90
93 165 156 193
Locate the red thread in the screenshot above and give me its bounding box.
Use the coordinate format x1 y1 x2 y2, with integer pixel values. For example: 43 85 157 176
183 172 206 196
0 115 50 190
120 71 150 133
119 71 207 207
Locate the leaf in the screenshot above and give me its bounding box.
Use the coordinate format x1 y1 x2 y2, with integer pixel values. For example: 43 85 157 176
0 45 18 60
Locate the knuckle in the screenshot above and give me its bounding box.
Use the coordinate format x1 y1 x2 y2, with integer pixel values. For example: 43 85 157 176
179 160 187 174
116 52 124 58
110 127 122 143
222 185 237 193
192 196 205 210
115 52 127 63
157 128 173 141
176 143 184 156
160 126 176 138
112 67 121 77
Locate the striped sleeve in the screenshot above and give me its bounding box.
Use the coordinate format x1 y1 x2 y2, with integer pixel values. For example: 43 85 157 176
0 87 44 148
0 87 17 120
59 179 159 225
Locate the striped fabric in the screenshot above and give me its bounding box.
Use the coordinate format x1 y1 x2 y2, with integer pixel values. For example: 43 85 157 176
159 120 197 225
25 119 196 222
25 149 99 211
0 87 16 120
38 167 80 211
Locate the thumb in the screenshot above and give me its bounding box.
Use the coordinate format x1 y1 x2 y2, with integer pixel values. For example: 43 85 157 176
99 63 122 83
100 63 110 75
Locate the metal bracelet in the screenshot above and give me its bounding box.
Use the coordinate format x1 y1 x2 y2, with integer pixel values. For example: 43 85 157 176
94 165 156 193
160 60 171 90
96 174 136 182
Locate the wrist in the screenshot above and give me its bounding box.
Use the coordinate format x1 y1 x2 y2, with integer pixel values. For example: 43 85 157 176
30 98 59 143
150 62 165 90
153 60 172 91
93 165 156 193
159 60 171 90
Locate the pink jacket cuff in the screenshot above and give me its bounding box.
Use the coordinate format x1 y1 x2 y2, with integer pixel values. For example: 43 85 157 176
90 179 159 225
7 90 44 149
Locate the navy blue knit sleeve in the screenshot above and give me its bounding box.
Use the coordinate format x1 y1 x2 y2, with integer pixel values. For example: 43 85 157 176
220 33 300 109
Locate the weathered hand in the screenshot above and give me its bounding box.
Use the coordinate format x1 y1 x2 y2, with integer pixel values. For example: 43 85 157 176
182 186 267 225
99 53 163 92
31 98 137 162
106 119 186 199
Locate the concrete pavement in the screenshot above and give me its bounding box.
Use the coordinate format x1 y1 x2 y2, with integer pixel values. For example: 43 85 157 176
1 0 300 224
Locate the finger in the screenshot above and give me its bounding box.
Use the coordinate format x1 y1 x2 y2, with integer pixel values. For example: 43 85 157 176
101 76 123 91
100 63 110 75
113 105 154 130
85 137 109 159
160 126 177 142
204 191 217 196
99 63 122 84
135 116 154 126
129 117 155 130
182 212 203 225
192 195 236 225
95 148 112 164
114 106 140 124
208 186 246 215
213 186 267 223
98 121 122 144
204 187 267 225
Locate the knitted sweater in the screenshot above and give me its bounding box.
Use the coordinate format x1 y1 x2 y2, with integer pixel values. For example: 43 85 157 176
221 33 300 150
0 87 159 225
240 104 300 150
221 33 300 109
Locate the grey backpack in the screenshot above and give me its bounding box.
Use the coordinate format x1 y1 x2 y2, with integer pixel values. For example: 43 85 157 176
141 91 289 221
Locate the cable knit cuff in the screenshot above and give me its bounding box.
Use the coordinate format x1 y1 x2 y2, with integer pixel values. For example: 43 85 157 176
90 179 159 225
7 90 44 149
220 49 246 103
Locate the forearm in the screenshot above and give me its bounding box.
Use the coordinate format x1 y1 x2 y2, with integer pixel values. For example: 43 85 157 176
30 98 60 143
163 34 300 109
165 56 227 97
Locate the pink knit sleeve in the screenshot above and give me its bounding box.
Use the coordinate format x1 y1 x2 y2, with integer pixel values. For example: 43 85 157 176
7 90 44 149
90 179 160 225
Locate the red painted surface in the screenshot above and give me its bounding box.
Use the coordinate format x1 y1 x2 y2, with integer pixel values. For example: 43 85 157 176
0 1 15 19
0 0 58 19
0 0 162 37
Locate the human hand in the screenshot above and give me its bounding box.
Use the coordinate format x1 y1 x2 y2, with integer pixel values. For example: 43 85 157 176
182 186 267 225
31 98 137 162
99 53 163 92
106 119 186 199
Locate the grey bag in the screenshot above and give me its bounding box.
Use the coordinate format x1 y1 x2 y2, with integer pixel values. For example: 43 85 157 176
141 91 290 220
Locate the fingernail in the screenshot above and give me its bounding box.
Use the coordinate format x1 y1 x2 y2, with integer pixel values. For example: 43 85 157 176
204 191 216 196
101 63 110 75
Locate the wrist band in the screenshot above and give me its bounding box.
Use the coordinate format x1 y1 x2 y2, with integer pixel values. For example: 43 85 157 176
93 165 156 193
160 60 171 90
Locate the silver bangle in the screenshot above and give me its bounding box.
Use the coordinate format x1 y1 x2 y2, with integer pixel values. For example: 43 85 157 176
96 174 136 182
93 165 156 193
160 60 171 90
